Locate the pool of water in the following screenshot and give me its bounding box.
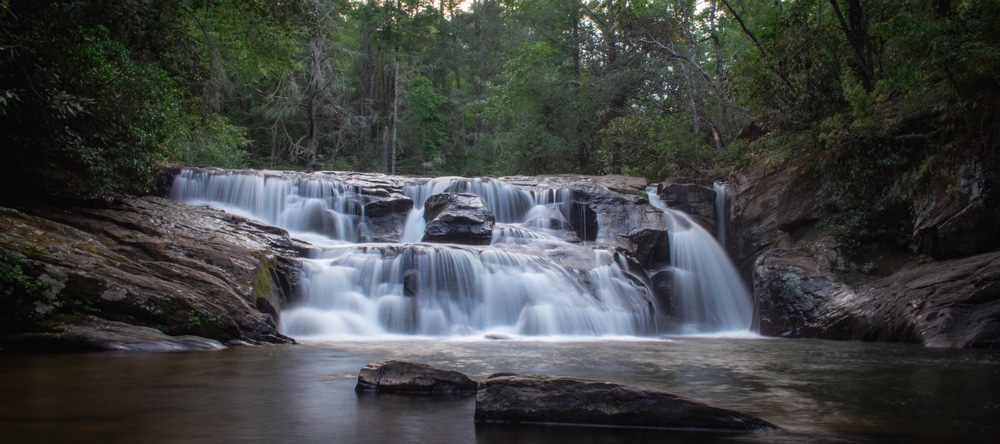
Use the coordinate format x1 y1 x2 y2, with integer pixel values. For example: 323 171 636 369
1 337 998 443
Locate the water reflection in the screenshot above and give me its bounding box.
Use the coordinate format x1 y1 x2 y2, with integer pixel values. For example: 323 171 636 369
1 338 998 443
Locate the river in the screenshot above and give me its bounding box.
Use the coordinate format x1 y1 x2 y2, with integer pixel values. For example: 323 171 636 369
2 337 998 443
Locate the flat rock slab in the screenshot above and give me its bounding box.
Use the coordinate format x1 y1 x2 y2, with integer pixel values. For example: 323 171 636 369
475 374 775 432
1 316 225 352
355 361 479 395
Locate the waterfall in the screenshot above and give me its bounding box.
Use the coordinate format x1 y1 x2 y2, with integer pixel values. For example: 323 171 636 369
647 189 753 333
713 182 728 248
170 168 753 338
280 244 654 338
170 169 365 245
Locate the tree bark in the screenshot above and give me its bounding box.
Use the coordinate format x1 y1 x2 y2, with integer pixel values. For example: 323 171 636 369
829 0 875 92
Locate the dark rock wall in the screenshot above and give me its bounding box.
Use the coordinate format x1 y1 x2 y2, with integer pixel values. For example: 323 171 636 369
730 156 1000 348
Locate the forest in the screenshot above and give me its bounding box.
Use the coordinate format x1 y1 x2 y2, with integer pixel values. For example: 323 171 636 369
2 0 997 202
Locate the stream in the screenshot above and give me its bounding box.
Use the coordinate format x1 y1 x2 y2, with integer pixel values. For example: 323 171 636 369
2 337 997 443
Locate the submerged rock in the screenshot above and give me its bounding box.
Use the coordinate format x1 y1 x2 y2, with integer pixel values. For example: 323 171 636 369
475 373 775 431
355 361 479 395
422 193 495 245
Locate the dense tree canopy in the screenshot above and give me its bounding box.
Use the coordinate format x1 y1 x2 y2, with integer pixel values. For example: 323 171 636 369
2 0 997 200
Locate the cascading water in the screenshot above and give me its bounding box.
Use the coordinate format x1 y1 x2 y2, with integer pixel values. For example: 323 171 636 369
647 189 754 333
170 168 753 338
713 182 729 248
170 169 366 245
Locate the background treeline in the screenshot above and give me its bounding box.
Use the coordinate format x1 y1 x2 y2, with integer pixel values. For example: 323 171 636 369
2 0 997 199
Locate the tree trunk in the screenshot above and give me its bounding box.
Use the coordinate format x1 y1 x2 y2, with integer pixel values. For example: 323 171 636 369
829 0 875 91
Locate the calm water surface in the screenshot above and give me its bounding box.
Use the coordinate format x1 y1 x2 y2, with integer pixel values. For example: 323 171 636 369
1 337 998 443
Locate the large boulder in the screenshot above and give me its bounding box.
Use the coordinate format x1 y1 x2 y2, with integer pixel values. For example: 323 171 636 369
422 193 495 245
475 373 775 431
362 192 414 243
0 195 300 351
355 361 479 395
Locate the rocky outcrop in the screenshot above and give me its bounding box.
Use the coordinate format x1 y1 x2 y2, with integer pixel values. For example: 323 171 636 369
753 249 860 339
732 152 1000 347
753 249 1000 347
475 373 775 431
657 181 717 233
729 163 833 282
0 195 300 351
912 163 1000 259
422 193 495 245
355 361 479 395
0 316 226 351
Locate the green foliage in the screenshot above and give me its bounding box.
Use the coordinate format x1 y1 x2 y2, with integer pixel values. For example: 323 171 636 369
5 0 995 200
168 114 251 168
1 0 309 197
401 75 448 169
252 252 274 299
185 309 225 331
0 250 48 298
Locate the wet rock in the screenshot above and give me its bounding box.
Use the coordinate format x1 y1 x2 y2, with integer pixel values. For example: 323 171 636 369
362 192 414 243
422 193 495 245
0 316 225 352
649 268 676 316
355 361 478 395
475 373 775 431
0 196 299 351
657 181 717 234
753 249 858 339
484 332 513 340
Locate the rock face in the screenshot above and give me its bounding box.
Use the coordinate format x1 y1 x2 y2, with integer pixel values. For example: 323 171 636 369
422 193 495 245
753 249 860 339
355 361 479 395
0 195 300 351
754 249 1000 347
730 154 1000 348
0 316 226 352
657 181 717 234
912 164 1000 259
475 373 775 431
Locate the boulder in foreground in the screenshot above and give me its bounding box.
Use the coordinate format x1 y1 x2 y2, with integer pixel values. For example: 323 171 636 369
355 361 479 395
475 373 775 432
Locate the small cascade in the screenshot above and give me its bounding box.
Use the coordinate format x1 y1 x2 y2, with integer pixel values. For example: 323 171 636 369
399 177 458 243
713 182 729 248
400 177 574 244
170 169 365 244
279 244 654 337
648 189 753 333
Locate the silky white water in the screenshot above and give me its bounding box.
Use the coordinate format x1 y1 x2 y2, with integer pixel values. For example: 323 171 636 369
171 169 752 338
647 189 754 333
